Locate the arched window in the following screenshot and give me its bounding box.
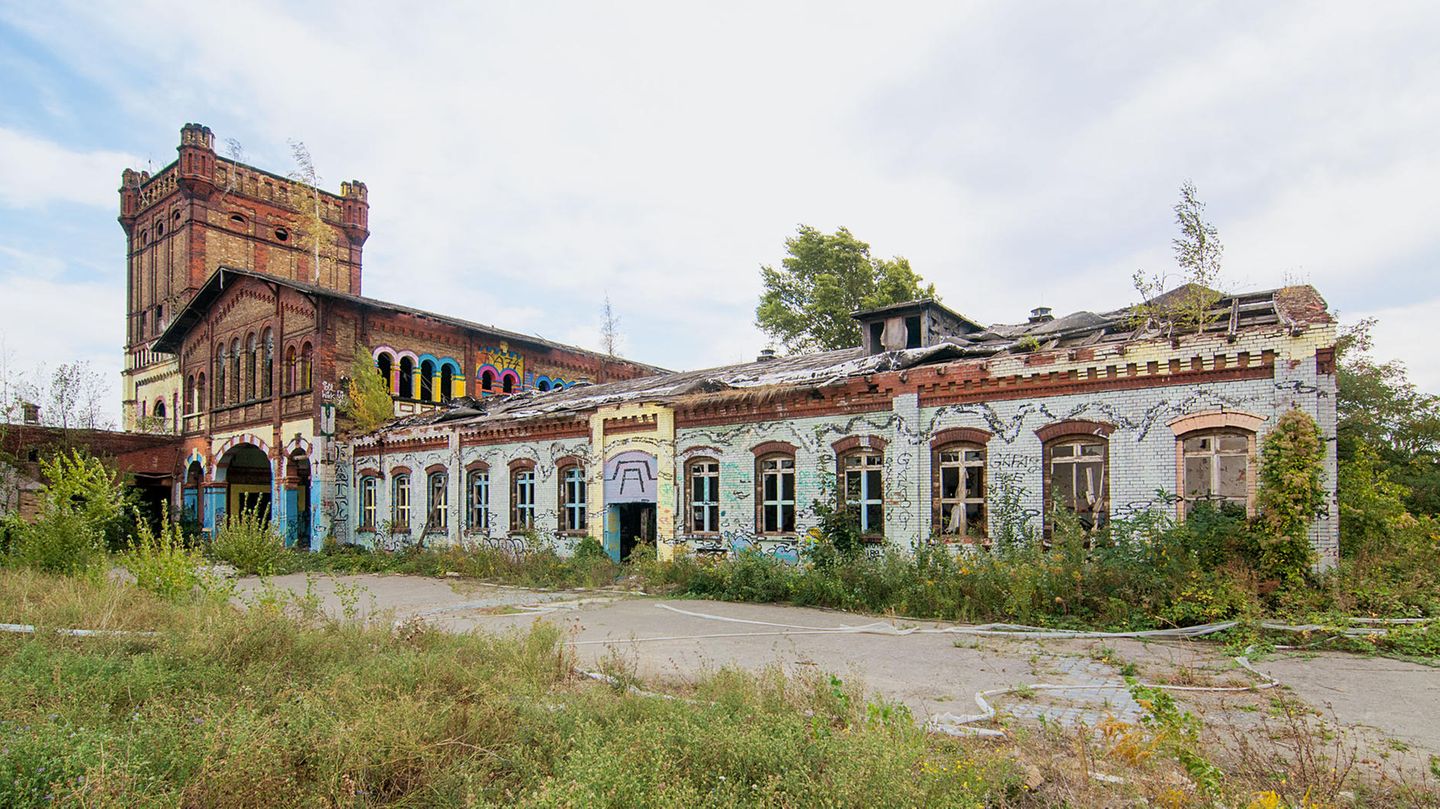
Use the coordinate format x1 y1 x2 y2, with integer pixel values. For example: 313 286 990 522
376 352 394 394
391 473 411 531
184 375 195 415
1044 436 1109 533
1179 431 1251 516
229 338 241 402
510 462 536 531
467 466 490 533
686 457 720 534
261 328 274 397
197 372 207 412
398 357 414 399
299 342 313 390
501 373 515 394
480 369 495 392
426 470 448 534
755 449 796 535
214 344 227 406
536 379 551 392
840 449 885 537
559 463 587 533
153 398 167 421
419 359 435 402
935 443 987 539
440 364 454 402
359 476 377 529
284 346 298 393
245 333 257 400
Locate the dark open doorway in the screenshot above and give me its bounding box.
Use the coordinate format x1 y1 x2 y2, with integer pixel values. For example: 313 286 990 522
615 503 655 561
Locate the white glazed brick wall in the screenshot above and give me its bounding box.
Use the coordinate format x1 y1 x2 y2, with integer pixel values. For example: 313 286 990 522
348 433 589 553
342 328 1339 565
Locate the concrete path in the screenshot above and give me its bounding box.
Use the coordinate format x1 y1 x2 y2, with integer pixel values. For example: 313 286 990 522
238 572 1440 761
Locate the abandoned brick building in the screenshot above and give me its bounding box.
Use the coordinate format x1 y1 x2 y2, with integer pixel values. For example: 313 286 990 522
346 291 1339 566
121 124 657 544
115 124 1338 564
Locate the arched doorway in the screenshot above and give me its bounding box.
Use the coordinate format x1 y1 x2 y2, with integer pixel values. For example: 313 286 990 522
602 450 658 562
286 450 312 549
182 461 204 523
217 444 272 522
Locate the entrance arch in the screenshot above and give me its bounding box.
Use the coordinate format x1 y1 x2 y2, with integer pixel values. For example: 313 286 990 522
182 460 204 523
285 449 312 549
602 450 658 562
216 443 273 522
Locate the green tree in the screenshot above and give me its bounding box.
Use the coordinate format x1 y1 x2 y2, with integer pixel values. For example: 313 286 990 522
340 346 393 434
1132 181 1225 337
756 226 936 353
1334 319 1440 514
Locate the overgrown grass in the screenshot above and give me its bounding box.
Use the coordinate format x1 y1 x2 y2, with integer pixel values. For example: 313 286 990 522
0 570 1018 807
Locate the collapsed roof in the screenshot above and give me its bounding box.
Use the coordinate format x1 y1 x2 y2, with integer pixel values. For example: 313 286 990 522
373 285 1331 435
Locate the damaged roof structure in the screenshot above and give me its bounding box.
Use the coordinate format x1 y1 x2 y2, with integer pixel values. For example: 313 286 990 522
373 284 1333 438
346 281 1338 567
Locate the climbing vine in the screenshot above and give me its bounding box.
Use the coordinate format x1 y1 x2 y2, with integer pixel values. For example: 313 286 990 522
1254 408 1326 584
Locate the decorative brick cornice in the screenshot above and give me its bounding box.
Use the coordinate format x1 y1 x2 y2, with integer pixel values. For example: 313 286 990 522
751 440 797 457
831 435 888 455
930 427 991 449
1035 420 1116 443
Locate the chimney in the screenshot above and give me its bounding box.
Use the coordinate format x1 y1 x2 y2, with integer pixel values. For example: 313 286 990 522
756 348 778 362
1028 306 1053 324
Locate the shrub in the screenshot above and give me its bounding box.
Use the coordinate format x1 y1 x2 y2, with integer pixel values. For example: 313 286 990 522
121 503 209 602
1254 408 1326 585
208 506 287 576
6 450 126 576
7 508 105 576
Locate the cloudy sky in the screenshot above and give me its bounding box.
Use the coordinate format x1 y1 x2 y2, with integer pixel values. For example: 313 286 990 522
2 1 1438 424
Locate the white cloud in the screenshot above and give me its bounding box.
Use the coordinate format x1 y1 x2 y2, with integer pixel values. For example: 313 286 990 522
1 0 1438 394
0 128 135 209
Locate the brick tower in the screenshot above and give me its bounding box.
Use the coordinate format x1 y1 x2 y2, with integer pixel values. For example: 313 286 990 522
118 123 369 431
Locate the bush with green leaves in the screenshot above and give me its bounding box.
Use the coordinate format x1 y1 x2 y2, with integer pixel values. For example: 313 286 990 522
5 450 126 576
121 503 211 602
1254 408 1326 585
207 506 288 576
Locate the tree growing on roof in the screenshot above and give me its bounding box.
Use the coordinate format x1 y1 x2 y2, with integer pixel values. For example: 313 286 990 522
600 293 622 356
1131 181 1226 339
756 226 936 353
287 140 332 286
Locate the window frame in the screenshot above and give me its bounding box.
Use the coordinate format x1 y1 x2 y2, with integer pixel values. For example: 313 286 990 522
933 441 987 541
359 475 378 530
755 453 797 535
390 472 411 532
510 462 536 533
1043 435 1109 534
1178 429 1255 517
559 463 587 534
466 467 490 533
425 470 448 535
839 449 885 538
686 457 721 535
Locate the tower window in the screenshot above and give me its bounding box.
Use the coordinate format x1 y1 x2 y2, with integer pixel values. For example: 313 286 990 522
274 227 289 242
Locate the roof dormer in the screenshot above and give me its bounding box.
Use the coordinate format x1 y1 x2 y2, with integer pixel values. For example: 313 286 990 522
852 298 983 355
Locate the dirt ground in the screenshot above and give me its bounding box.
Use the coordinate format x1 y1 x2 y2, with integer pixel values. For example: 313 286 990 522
237 573 1440 773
